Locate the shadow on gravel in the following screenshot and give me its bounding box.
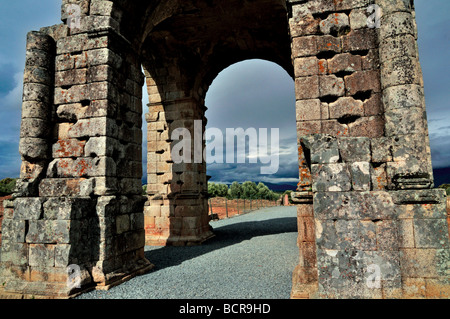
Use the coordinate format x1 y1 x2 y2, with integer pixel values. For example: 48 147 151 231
144 216 297 272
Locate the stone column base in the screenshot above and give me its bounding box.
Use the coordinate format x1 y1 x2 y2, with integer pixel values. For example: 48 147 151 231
0 258 154 299
146 228 215 246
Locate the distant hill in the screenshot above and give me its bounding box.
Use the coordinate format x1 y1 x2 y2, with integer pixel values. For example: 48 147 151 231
143 167 450 192
262 182 298 192
434 167 450 187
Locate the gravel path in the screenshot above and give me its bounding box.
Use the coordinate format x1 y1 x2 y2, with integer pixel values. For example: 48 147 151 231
76 206 299 299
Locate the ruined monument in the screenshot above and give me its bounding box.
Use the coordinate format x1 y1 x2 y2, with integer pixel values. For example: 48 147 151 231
0 0 448 299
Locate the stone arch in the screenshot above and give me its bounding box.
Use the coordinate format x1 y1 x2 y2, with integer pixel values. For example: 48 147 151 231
0 0 448 299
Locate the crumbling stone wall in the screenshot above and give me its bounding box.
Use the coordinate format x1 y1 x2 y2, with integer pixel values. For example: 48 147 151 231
290 0 448 299
0 0 448 299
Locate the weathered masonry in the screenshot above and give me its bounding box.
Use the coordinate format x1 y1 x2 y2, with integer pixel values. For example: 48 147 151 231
0 0 448 299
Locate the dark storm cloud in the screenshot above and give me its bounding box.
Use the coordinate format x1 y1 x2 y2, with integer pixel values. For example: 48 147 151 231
0 1 449 183
414 1 450 170
205 59 296 141
0 1 60 179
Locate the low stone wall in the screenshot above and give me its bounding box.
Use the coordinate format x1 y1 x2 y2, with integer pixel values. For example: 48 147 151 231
208 197 279 220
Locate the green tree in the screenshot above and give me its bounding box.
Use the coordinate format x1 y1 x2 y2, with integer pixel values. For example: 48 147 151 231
0 178 17 196
208 183 218 198
208 183 229 198
257 182 271 199
438 184 450 195
216 183 229 197
242 181 258 199
229 181 242 199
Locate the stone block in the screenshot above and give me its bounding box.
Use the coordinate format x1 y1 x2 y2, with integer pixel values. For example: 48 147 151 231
382 84 424 111
311 163 352 192
292 36 317 58
297 204 314 217
348 116 385 138
327 53 362 74
26 31 55 52
345 70 381 96
384 107 425 136
358 220 377 250
68 117 119 139
379 11 415 39
363 93 383 116
381 56 422 89
24 50 53 71
54 84 88 105
319 75 345 97
296 99 323 121
349 8 370 30
361 49 380 71
413 219 449 249
398 219 415 248
70 16 120 36
314 191 400 221
376 0 414 14
295 76 320 99
298 242 318 268
371 137 393 163
116 214 130 234
56 34 88 54
54 244 72 267
1 219 26 243
26 220 71 244
29 244 55 267
424 278 450 299
20 118 51 139
47 157 116 178
291 0 334 16
320 119 349 137
19 137 49 160
391 134 429 163
371 163 388 191
351 162 371 191
13 197 44 220
52 139 86 158
0 240 29 266
338 137 371 162
86 48 122 68
301 134 340 164
55 69 87 87
375 220 400 251
39 178 95 197
316 35 342 53
380 34 417 63
23 66 53 85
130 213 145 231
21 101 50 119
334 0 372 11
342 28 378 52
289 14 320 37
43 197 95 220
294 56 320 77
329 97 364 120
319 13 350 36
400 248 449 278
90 0 122 21
298 216 316 243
